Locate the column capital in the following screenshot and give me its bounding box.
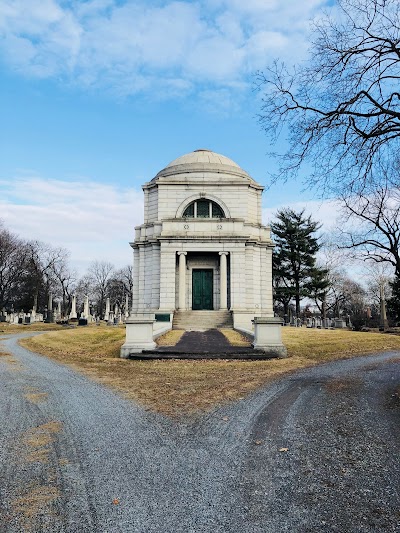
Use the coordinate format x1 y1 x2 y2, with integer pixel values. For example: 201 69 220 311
177 251 187 256
219 251 229 256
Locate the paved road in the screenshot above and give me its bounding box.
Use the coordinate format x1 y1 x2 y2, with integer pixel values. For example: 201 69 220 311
0 333 399 532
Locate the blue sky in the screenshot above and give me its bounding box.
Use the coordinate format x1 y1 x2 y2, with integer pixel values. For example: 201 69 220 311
0 0 338 274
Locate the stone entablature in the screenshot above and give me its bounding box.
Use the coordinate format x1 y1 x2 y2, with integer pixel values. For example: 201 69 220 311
134 219 272 243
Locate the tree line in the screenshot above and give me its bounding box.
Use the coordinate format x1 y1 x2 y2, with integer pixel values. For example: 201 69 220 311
0 220 132 319
271 207 399 328
2 206 398 328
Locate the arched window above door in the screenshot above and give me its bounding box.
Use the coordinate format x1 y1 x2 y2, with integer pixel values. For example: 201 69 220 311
183 199 225 219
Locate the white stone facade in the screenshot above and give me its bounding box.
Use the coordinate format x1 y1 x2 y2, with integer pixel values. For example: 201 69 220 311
129 149 274 334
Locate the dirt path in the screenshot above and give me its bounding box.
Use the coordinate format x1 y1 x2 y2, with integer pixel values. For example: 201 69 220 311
1 333 399 532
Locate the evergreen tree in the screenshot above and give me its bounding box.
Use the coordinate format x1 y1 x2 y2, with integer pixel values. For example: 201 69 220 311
306 267 331 320
271 209 328 318
387 276 400 324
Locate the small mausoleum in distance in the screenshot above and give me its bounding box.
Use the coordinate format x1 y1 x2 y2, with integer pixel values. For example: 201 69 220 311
120 149 286 358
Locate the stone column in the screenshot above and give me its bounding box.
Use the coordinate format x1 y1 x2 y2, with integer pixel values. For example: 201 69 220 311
83 295 89 319
104 297 110 321
47 292 53 322
219 252 228 310
178 252 187 310
70 294 77 319
138 246 146 311
131 247 139 314
125 294 129 318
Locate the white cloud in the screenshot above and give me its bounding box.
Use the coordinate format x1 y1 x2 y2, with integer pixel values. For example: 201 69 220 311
0 0 330 101
0 175 143 274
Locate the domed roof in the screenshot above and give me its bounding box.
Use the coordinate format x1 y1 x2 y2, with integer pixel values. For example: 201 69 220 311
166 149 241 169
152 149 254 183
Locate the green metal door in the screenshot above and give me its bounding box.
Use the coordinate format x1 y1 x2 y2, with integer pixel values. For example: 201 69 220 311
192 269 213 310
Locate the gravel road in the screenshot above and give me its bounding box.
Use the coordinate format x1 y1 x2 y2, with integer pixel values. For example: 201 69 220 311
0 333 399 533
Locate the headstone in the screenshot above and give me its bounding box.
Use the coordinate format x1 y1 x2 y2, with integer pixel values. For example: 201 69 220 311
83 295 89 319
104 297 110 321
57 301 62 320
69 294 77 319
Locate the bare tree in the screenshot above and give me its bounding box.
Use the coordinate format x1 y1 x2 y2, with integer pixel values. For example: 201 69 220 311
26 240 67 312
339 185 400 277
85 260 115 318
0 222 28 310
108 265 133 315
50 258 77 317
257 0 400 195
364 262 393 301
313 268 365 319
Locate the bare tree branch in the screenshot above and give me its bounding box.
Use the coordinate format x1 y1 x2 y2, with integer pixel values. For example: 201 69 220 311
256 0 400 195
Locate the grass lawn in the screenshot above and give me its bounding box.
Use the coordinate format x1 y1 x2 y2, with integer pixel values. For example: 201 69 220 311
0 323 64 335
19 325 400 416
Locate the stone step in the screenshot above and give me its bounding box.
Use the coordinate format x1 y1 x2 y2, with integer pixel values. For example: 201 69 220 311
172 310 233 331
134 351 274 360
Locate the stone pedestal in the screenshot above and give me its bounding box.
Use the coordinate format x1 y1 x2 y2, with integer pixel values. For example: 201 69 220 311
120 314 156 358
252 317 288 358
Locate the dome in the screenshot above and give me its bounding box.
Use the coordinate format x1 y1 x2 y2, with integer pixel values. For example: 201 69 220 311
166 149 241 169
152 149 254 182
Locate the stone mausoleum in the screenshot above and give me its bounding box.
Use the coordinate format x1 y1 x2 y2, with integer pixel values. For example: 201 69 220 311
121 149 286 357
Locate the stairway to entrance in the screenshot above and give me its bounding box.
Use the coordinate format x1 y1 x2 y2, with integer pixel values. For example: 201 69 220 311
172 310 233 331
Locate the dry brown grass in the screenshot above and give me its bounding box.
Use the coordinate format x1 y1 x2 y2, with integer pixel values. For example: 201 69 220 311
282 327 400 361
2 355 24 371
12 484 60 531
0 323 64 336
24 392 49 404
219 328 251 346
21 421 63 464
19 326 400 416
156 329 185 346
